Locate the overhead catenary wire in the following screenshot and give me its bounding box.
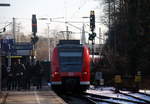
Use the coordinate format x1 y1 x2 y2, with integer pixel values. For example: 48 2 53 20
0 22 12 31
70 0 89 19
0 0 10 6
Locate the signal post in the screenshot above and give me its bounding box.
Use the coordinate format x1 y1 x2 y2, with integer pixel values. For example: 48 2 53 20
89 10 96 63
31 14 38 65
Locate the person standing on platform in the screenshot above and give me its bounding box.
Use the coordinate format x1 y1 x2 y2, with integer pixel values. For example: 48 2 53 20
24 62 32 90
34 61 43 90
7 66 13 90
2 65 7 90
12 59 26 90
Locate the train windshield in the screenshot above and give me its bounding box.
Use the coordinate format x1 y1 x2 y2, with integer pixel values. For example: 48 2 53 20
59 46 83 72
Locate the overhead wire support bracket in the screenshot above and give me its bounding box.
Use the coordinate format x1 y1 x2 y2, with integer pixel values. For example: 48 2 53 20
0 3 10 6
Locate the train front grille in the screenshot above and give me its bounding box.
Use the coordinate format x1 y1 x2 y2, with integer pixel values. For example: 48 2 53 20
62 77 80 90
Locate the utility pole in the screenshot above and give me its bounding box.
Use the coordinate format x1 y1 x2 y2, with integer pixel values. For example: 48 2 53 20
16 23 21 42
81 24 86 44
13 18 16 41
7 44 11 69
6 18 16 70
81 16 89 45
47 24 51 61
66 26 69 40
60 26 72 40
99 28 102 56
99 28 102 44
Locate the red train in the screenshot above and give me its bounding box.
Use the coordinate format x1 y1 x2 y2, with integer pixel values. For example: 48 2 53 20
51 40 90 91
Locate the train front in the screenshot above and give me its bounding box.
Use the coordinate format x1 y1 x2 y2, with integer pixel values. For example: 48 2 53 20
51 40 90 91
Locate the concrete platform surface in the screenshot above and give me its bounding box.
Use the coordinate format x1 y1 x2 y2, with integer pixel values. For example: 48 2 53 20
4 90 67 104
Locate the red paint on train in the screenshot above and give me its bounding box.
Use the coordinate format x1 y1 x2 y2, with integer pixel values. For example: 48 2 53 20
50 40 90 91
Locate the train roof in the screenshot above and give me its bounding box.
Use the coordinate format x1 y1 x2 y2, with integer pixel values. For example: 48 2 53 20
58 40 80 45
57 40 83 48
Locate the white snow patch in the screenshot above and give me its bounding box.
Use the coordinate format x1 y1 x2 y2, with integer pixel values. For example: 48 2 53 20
128 93 150 101
87 87 146 103
140 90 150 94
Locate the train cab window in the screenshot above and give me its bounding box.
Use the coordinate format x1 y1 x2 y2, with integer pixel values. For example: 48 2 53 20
59 47 83 72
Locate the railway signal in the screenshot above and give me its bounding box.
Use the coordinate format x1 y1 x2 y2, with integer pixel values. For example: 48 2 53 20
31 14 38 65
89 33 96 40
31 14 38 44
89 10 96 64
32 14 37 36
90 10 95 32
89 10 96 41
31 36 39 44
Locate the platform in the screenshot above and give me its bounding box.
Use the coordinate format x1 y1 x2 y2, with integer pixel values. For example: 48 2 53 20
2 89 67 104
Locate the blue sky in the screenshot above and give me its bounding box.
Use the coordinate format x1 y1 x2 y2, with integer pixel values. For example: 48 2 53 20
0 0 100 20
0 0 106 42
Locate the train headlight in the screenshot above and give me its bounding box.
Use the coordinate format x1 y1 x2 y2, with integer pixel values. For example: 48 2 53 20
83 72 88 75
54 72 59 75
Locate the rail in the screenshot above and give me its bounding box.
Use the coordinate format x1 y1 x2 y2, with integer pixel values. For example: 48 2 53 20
84 92 146 104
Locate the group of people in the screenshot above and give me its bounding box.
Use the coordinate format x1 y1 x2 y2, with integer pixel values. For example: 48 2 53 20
2 60 43 91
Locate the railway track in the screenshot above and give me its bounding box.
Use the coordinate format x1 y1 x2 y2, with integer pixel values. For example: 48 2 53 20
138 91 150 96
84 92 146 104
56 87 150 104
56 92 97 104
118 91 150 104
107 89 150 104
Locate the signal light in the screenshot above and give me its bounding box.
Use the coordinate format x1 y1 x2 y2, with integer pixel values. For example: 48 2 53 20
82 72 88 75
90 10 95 32
32 14 37 36
54 72 59 75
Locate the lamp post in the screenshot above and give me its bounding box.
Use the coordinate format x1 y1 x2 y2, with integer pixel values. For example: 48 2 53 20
47 23 51 61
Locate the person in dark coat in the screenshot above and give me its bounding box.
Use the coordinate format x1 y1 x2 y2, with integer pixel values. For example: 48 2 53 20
34 61 43 90
24 62 32 90
2 65 7 90
12 60 26 90
6 66 13 90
